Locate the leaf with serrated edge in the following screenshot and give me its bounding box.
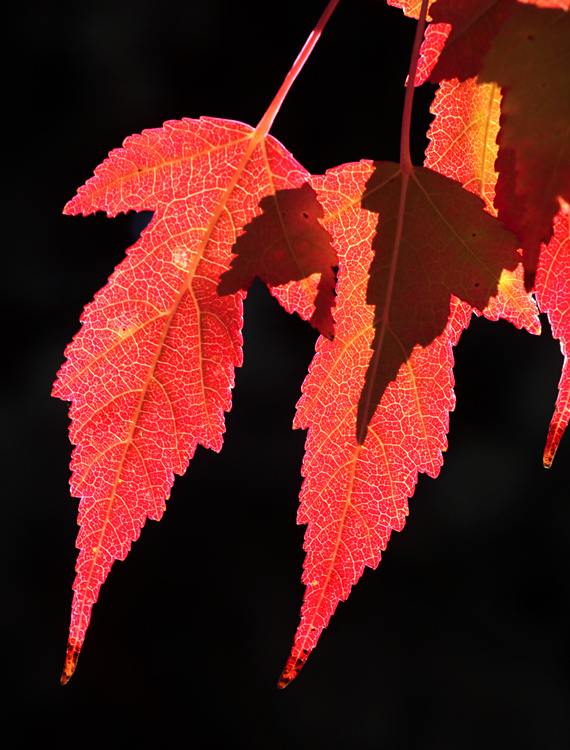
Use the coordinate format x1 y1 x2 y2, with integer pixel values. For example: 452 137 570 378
424 75 539 330
277 158 539 687
279 44 542 684
54 117 320 684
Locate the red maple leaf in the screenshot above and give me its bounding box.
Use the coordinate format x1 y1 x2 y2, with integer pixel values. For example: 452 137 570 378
54 0 345 684
428 0 514 83
277 158 539 686
422 6 570 464
278 0 545 687
53 117 322 683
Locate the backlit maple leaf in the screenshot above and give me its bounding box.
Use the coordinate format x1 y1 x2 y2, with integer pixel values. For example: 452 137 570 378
53 117 320 684
278 159 538 687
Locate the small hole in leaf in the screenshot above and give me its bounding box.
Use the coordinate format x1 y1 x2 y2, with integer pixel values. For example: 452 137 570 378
474 282 479 287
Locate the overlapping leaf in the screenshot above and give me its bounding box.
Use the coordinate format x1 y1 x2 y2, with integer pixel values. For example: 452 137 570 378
422 75 541 332
424 78 502 207
413 0 570 85
428 0 513 82
479 2 570 288
428 0 570 288
424 6 569 462
54 117 321 683
278 160 472 687
385 0 446 87
424 28 569 460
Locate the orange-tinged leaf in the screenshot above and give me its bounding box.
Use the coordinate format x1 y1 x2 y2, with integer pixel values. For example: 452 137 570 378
54 117 318 683
535 205 570 467
423 33 570 461
356 162 521 442
518 0 570 6
423 8 570 446
423 52 544 362
424 78 538 327
386 0 449 87
217 182 338 340
423 74 542 331
425 78 502 209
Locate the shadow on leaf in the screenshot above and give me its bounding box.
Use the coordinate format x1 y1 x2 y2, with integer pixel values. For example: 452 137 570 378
357 161 521 443
218 182 338 340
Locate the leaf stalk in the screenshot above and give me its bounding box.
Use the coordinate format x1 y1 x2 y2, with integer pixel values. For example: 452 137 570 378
255 0 342 141
400 0 430 172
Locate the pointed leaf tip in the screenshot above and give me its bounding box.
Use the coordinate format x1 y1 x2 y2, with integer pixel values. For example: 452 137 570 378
60 640 81 685
542 424 564 469
277 649 310 689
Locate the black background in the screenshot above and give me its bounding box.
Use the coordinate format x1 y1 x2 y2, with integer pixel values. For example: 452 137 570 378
4 0 569 747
